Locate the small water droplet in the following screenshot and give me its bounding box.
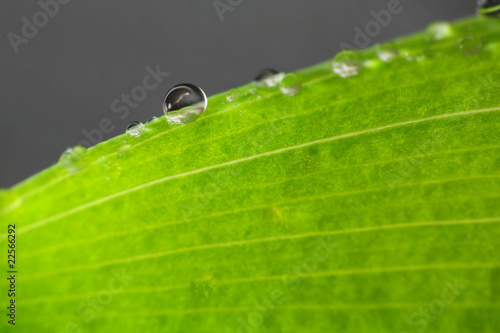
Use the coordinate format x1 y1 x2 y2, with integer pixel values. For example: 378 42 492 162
227 89 241 102
426 22 453 40
147 116 158 123
163 84 207 125
126 121 144 137
478 0 500 17
459 36 482 56
59 146 87 174
402 49 426 62
59 146 86 163
279 73 302 96
253 68 284 87
332 50 364 78
0 189 22 213
376 42 399 62
118 144 132 158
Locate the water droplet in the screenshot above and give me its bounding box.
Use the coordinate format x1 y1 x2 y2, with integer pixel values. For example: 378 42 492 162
253 68 284 87
59 146 87 174
147 116 158 123
332 50 364 78
426 22 453 40
478 0 500 16
59 146 86 163
0 189 22 213
163 84 207 125
459 36 482 56
227 89 241 102
402 49 426 62
279 73 302 96
118 144 132 158
376 42 399 62
126 121 144 137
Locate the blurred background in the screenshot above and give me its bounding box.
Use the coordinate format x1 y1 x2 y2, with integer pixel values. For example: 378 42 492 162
0 0 477 187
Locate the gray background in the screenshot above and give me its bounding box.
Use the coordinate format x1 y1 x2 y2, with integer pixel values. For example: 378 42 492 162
0 0 477 188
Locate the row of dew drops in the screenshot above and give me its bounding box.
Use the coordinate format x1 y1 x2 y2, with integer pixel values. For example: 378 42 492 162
60 3 498 166
125 69 303 138
127 18 493 136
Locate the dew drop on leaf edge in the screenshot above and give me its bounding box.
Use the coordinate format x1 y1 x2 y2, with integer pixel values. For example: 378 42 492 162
163 84 207 125
426 22 454 40
253 68 284 87
280 72 303 96
332 50 364 78
58 146 88 174
376 42 399 62
126 121 144 137
59 146 87 164
227 89 241 102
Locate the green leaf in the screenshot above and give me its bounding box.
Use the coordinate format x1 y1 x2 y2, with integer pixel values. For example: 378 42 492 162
2 16 500 333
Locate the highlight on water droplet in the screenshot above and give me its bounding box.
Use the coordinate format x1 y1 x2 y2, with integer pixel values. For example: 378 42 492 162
477 0 500 17
279 72 302 96
426 22 453 40
163 84 207 125
126 121 144 137
459 36 482 56
332 50 364 78
376 42 399 62
253 68 284 87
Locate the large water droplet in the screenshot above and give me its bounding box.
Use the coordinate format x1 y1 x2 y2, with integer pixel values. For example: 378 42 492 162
478 0 500 16
332 50 363 78
163 84 207 125
376 42 399 62
126 121 144 137
279 73 302 96
59 146 87 174
426 22 453 40
253 68 284 87
459 36 482 56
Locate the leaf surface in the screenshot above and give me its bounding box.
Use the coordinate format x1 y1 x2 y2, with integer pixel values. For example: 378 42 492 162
1 16 500 333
